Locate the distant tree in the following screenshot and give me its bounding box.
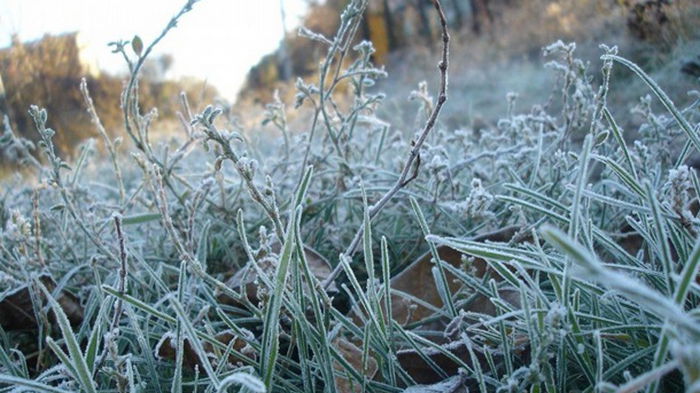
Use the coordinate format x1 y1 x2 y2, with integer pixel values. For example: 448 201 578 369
451 0 464 29
414 0 435 44
382 0 398 51
278 0 293 81
0 33 216 166
141 54 174 82
624 0 673 42
469 0 494 34
0 72 8 121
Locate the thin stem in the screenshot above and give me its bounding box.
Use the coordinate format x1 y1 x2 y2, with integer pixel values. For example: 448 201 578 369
322 0 451 290
80 78 126 205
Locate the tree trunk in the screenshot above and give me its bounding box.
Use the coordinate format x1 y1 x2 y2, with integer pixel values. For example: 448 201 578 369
469 0 493 35
415 0 434 45
382 0 398 51
451 0 464 29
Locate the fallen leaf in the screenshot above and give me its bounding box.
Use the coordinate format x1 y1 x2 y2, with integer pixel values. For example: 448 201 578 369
371 243 521 329
333 337 378 393
389 246 473 326
218 244 333 307
348 227 528 386
155 329 254 369
396 334 529 385
0 274 83 331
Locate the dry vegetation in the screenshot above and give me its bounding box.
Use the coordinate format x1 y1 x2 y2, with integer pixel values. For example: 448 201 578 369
0 33 217 170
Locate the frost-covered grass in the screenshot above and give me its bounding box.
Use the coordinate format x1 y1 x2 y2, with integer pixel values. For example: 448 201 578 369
1 0 700 392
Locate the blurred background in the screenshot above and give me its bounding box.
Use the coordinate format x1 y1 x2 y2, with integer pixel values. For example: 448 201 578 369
1 0 699 168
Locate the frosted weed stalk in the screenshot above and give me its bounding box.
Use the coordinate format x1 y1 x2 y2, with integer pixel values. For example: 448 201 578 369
1 0 700 392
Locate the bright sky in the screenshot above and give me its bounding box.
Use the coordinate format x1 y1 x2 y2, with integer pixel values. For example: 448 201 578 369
0 0 309 100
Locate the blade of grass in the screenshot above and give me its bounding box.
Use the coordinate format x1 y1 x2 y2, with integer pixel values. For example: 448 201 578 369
603 107 638 180
602 55 700 152
643 181 675 295
168 292 220 387
409 196 457 317
260 206 299 390
541 226 700 336
0 374 76 393
37 280 97 393
218 372 266 393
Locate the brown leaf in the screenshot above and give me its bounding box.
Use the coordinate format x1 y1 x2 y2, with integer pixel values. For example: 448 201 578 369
349 228 528 385
389 246 475 326
155 329 254 369
217 244 334 307
396 334 529 385
375 226 525 328
0 274 83 331
333 337 378 393
368 243 521 329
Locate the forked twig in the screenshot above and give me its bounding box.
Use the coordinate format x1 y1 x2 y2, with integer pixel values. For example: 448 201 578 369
322 0 450 290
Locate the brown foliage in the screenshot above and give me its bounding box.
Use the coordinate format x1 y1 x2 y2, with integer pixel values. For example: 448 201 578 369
217 244 334 308
0 274 83 331
156 330 254 370
622 0 698 46
0 33 217 166
0 33 118 160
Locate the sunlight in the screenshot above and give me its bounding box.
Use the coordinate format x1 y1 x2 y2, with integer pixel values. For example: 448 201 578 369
0 0 308 99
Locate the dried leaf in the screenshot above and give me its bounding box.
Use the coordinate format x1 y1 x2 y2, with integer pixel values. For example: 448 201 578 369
156 330 254 369
380 227 524 328
396 334 529 385
389 246 471 326
348 228 529 385
333 337 378 393
388 244 521 328
218 245 333 306
0 274 83 331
